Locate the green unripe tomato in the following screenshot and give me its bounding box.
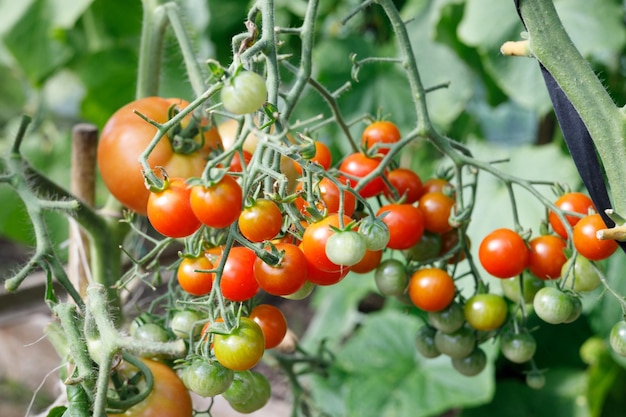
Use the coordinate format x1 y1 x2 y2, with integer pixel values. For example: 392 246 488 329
221 71 267 115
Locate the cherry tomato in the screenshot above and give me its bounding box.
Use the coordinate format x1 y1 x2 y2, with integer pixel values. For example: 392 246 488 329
573 213 618 261
610 320 626 357
478 228 529 279
238 199 283 242
358 216 390 251
301 214 353 272
304 254 349 286
190 175 243 229
361 120 401 156
528 235 567 280
350 249 383 274
98 97 222 215
218 247 259 302
463 294 508 331
422 177 452 195
428 301 465 334
146 178 201 238
418 191 455 234
213 317 265 371
169 310 202 340
383 167 423 203
377 203 425 250
548 192 595 239
438 230 470 264
221 70 267 115
222 370 255 404
293 141 332 174
227 371 271 413
415 325 441 359
294 177 356 217
500 273 545 304
403 231 442 262
181 358 233 397
434 326 476 359
500 329 537 364
374 259 408 296
229 150 253 172
561 256 602 292
339 152 387 198
176 255 214 296
249 304 288 349
133 323 169 344
408 268 456 312
526 371 546 390
108 358 193 417
325 230 367 267
452 347 487 377
532 286 576 324
253 243 308 296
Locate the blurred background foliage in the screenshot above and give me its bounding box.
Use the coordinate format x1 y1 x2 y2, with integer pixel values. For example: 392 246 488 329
1 0 626 415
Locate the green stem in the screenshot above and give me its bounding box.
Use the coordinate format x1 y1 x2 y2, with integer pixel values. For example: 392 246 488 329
519 0 626 215
137 0 169 98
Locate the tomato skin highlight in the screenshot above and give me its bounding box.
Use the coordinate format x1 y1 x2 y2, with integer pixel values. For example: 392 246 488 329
408 268 456 312
218 247 260 302
98 97 221 215
478 228 529 279
213 318 266 371
108 358 193 417
377 203 425 250
190 175 243 229
147 178 201 238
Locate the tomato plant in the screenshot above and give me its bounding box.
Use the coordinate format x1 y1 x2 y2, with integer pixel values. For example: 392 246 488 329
238 198 283 242
408 268 456 312
190 175 243 229
213 317 266 371
478 228 529 279
249 304 288 349
98 97 222 215
573 213 619 261
221 70 268 115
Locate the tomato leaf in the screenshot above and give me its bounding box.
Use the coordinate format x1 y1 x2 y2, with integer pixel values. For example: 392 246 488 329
310 310 496 417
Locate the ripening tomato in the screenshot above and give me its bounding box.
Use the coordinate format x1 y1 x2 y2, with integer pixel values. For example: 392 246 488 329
238 199 283 242
293 141 332 174
190 175 243 229
176 254 214 296
383 167 423 203
213 317 265 371
350 249 383 274
464 294 508 331
302 248 349 286
249 304 288 349
229 150 253 172
573 213 618 261
361 120 401 156
439 230 470 264
548 192 595 239
294 177 356 217
108 358 193 417
422 178 452 195
98 97 222 215
218 247 259 302
418 191 455 234
479 228 529 278
528 235 567 280
147 178 201 238
376 203 425 250
339 152 387 198
253 243 308 296
408 268 456 312
301 214 353 272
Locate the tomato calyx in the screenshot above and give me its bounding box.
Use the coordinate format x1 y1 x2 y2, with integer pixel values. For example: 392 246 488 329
106 353 155 414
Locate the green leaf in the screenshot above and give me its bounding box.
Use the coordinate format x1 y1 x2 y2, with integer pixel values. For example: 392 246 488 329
313 310 495 417
461 368 590 417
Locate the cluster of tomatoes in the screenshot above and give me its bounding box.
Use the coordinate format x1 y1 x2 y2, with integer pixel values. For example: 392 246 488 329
96 82 621 411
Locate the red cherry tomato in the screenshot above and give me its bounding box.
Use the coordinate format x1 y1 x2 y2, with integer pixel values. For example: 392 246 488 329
147 178 201 238
253 243 308 296
383 168 423 203
548 192 595 239
301 214 353 273
376 203 425 250
418 191 455 234
238 199 283 242
217 247 259 302
339 153 386 198
294 177 356 217
573 213 618 261
478 228 529 279
408 268 456 312
176 255 214 296
528 235 567 280
249 304 288 349
190 175 243 229
361 120 401 156
293 141 332 174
